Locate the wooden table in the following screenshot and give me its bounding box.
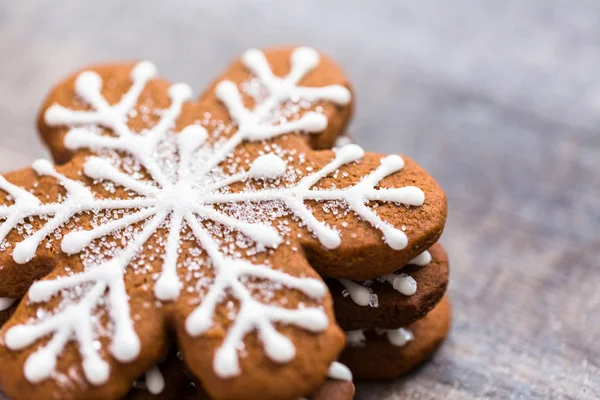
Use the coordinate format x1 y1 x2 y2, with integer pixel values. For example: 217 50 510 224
0 1 598 399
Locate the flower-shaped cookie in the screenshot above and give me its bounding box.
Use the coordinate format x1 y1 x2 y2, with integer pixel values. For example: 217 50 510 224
0 47 446 400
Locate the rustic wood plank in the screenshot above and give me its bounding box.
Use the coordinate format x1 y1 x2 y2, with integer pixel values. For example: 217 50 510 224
0 1 598 399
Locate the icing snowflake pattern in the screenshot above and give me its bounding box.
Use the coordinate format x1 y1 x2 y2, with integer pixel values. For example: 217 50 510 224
0 47 425 386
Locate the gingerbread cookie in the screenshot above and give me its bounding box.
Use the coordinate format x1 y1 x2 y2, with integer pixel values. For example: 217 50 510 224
340 296 451 380
0 46 445 400
329 243 449 330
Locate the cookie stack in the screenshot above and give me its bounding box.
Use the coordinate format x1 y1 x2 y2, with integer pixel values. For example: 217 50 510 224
317 136 451 382
329 244 450 380
0 45 447 400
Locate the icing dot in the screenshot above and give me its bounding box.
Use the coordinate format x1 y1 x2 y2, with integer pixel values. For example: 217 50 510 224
24 349 55 383
386 327 414 347
241 48 267 69
291 47 320 72
214 346 239 378
215 80 238 102
169 83 193 102
249 154 287 180
380 155 404 171
385 186 425 207
328 362 353 381
383 228 408 250
244 224 281 248
400 186 425 206
145 366 165 395
185 308 213 336
82 358 110 386
177 125 207 151
316 228 341 250
292 309 328 331
410 250 431 266
264 332 295 363
44 105 71 125
63 128 89 150
13 238 40 264
297 112 327 133
335 144 364 163
393 274 417 296
345 330 366 347
32 159 55 176
299 278 327 299
75 71 102 99
28 280 57 303
61 231 92 254
83 157 116 181
154 273 182 301
110 331 140 362
338 279 371 307
5 325 35 350
131 61 157 81
322 85 352 105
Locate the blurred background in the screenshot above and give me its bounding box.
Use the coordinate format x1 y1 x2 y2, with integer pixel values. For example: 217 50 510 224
1 1 599 399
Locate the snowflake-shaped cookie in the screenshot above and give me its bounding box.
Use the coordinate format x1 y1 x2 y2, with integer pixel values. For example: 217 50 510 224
0 47 444 400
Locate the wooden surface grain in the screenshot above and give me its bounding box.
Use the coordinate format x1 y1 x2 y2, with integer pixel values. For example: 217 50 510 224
0 1 599 399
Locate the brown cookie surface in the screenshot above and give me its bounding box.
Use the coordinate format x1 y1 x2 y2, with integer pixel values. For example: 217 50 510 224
340 296 451 381
329 243 449 330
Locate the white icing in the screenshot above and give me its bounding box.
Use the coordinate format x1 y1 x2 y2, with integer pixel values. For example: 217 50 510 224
202 144 424 251
327 361 353 381
345 330 367 347
338 278 371 307
1 47 424 385
333 136 353 149
339 249 432 306
380 273 417 296
410 250 432 266
144 365 165 395
0 297 15 311
379 327 414 347
248 154 287 180
346 327 413 348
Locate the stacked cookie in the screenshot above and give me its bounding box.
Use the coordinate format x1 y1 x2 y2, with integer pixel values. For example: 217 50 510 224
0 45 447 400
321 138 451 381
331 245 450 380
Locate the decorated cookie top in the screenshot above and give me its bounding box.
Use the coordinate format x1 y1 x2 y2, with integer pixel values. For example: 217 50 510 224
0 46 446 400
